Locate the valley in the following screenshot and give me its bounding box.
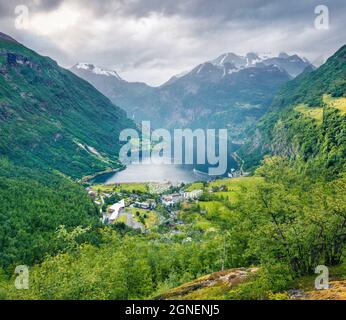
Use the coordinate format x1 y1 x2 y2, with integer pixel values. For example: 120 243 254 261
0 31 345 301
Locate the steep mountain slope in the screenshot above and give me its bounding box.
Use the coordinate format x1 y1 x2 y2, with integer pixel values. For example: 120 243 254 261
239 45 346 174
0 32 18 43
72 52 310 144
148 63 291 143
71 63 154 121
0 35 134 178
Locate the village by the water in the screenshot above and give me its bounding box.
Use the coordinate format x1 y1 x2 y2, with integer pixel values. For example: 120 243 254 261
86 168 249 233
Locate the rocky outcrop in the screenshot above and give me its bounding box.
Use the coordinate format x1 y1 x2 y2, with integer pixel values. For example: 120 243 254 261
154 267 258 300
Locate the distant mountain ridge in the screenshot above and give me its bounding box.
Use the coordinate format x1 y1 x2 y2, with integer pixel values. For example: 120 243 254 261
210 51 311 77
72 52 311 143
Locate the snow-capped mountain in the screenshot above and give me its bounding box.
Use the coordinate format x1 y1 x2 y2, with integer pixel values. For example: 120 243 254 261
71 51 313 143
73 63 123 79
207 52 311 78
163 52 312 88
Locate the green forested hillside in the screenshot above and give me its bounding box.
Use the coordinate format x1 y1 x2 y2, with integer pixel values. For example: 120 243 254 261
272 45 346 108
0 158 100 272
240 45 346 173
0 37 134 179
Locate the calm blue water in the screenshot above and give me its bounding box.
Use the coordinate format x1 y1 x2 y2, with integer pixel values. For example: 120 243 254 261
92 152 238 184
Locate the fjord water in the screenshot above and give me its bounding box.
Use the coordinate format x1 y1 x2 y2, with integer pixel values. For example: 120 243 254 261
97 159 207 184
93 152 238 184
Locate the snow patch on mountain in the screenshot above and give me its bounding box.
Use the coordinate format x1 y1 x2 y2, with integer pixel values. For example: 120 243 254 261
75 63 122 79
208 52 311 78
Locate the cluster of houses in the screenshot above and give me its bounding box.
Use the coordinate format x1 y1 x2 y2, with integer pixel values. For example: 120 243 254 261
161 189 203 206
131 200 156 210
86 185 204 230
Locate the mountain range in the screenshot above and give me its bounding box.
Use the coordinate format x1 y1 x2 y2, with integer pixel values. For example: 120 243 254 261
71 52 312 143
2 30 343 179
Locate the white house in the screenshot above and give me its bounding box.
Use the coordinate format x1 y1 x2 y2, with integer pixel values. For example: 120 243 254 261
181 189 203 200
109 199 125 223
161 194 182 206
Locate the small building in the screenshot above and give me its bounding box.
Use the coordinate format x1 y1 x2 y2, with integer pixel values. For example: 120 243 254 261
109 199 125 223
134 200 156 210
134 201 150 210
88 190 96 198
181 189 203 200
161 194 182 206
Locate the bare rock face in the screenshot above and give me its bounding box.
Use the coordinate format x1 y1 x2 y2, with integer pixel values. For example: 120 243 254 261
154 267 259 300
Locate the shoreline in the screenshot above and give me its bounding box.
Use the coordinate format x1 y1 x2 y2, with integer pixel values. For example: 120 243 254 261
80 165 126 184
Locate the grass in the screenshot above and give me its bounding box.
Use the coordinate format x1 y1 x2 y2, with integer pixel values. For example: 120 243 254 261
281 259 346 300
209 177 262 203
294 104 324 124
323 94 346 115
186 177 261 192
209 176 261 188
92 183 148 193
129 208 158 228
116 214 127 224
181 177 263 230
157 260 346 300
185 182 205 192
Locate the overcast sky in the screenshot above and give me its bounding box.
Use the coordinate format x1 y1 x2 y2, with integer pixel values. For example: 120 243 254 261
0 0 345 86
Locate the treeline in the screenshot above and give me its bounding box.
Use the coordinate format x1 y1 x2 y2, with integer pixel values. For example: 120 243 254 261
230 157 346 275
1 231 225 300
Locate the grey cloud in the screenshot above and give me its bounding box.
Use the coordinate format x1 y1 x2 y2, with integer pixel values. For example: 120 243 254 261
0 0 345 85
